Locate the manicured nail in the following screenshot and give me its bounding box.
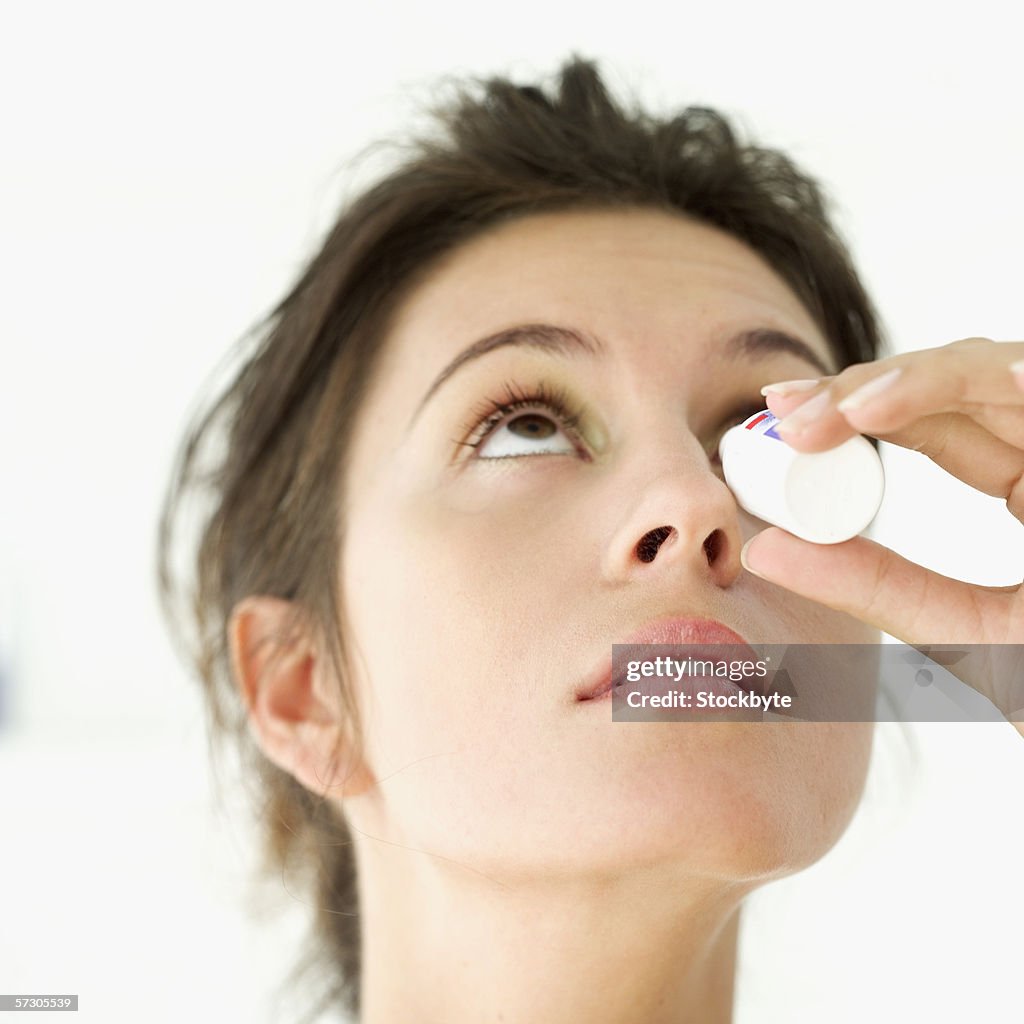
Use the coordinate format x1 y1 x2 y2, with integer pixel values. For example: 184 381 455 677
760 378 821 397
775 388 833 436
739 537 767 578
836 367 903 413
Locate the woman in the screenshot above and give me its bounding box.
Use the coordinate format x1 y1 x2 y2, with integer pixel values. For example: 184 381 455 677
157 54 1023 1023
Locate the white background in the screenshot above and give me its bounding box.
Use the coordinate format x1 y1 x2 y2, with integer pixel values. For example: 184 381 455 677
1 2 1022 1021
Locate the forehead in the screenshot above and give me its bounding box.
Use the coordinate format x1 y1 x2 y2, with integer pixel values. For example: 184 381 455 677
424 206 789 284
381 206 826 367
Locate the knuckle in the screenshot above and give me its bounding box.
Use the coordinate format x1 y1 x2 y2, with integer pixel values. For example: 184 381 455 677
1006 472 1024 526
897 414 954 459
922 414 954 459
861 550 892 624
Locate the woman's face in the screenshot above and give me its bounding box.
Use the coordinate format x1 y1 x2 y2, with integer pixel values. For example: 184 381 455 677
338 207 879 884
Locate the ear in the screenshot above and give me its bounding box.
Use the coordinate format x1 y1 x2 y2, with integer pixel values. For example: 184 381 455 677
227 595 376 799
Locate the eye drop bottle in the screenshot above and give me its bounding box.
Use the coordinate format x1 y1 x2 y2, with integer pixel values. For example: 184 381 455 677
718 409 885 544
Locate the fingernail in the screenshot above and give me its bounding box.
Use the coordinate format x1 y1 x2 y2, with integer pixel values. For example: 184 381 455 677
1010 359 1024 388
760 378 821 397
775 388 833 436
836 367 903 413
740 537 767 578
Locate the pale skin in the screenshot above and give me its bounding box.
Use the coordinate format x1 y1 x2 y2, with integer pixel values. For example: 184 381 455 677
228 207 1014 1023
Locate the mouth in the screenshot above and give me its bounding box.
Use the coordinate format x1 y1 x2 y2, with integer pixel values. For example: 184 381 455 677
575 616 761 702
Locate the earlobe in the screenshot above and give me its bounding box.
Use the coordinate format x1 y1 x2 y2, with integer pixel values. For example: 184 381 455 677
227 595 376 799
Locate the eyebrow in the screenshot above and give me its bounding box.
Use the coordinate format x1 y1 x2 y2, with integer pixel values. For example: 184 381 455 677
407 322 835 429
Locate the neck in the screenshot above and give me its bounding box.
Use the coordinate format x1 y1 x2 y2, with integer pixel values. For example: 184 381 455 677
355 845 745 1024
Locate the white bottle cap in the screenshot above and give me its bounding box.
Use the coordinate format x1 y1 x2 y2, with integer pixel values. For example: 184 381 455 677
718 409 885 545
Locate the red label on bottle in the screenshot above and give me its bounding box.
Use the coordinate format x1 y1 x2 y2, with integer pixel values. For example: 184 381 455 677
744 412 772 430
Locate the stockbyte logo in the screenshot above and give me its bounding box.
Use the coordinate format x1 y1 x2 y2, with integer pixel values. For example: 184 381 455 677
745 411 783 441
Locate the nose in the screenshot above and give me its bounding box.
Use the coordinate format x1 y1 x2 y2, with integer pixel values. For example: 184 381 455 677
601 441 746 588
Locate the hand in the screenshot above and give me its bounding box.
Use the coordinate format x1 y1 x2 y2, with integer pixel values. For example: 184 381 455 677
741 336 1024 737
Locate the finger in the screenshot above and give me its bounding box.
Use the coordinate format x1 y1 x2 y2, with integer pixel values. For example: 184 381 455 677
838 341 1024 454
768 391 1024 494
740 528 1019 645
767 395 1024 521
741 527 1023 720
769 338 1024 451
762 388 826 421
762 343 1024 521
873 411 1024 519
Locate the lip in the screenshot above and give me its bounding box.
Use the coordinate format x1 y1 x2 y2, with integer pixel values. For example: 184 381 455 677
575 616 760 702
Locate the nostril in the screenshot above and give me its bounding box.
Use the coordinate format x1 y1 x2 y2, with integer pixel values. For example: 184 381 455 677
636 526 673 563
703 529 723 564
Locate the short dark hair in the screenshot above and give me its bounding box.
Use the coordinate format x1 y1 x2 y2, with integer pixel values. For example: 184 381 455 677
157 53 887 1023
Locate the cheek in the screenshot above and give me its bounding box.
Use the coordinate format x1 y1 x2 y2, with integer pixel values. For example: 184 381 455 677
338 481 570 806
343 466 584 702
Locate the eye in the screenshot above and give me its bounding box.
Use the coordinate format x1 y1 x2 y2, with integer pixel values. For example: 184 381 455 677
456 387 767 463
458 380 585 460
709 401 767 465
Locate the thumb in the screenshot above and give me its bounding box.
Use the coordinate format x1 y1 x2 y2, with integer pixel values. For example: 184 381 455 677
739 527 964 642
739 527 1024 729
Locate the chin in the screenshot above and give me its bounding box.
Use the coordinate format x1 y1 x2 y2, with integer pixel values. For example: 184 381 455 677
576 721 875 883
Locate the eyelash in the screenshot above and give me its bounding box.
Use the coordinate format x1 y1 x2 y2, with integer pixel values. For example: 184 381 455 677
456 380 765 459
458 379 585 453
